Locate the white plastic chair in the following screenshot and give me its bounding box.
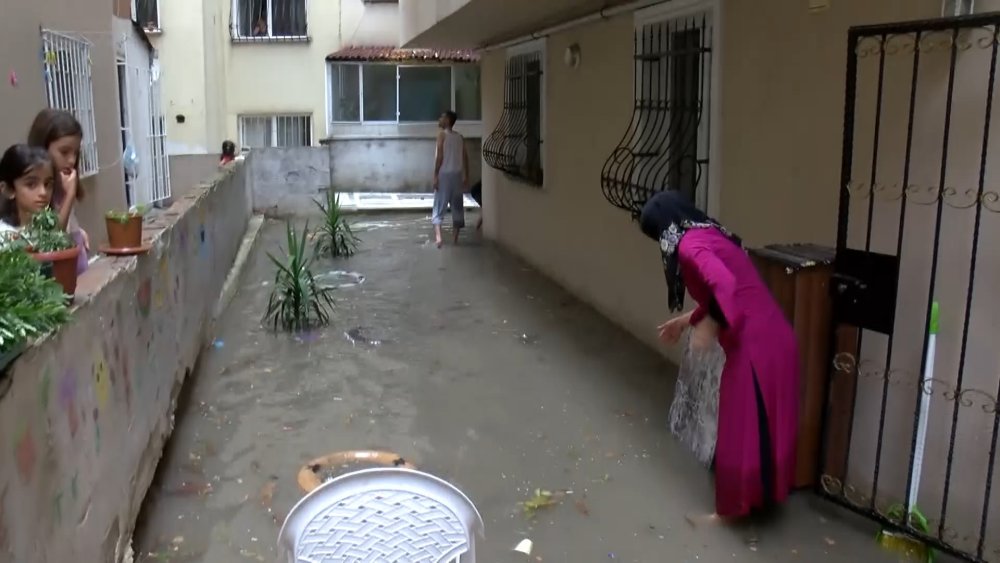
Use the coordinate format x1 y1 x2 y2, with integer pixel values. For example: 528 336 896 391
278 468 485 563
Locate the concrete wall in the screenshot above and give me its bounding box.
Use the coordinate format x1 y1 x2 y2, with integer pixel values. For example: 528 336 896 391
169 154 224 200
0 0 128 241
250 137 483 214
0 164 251 562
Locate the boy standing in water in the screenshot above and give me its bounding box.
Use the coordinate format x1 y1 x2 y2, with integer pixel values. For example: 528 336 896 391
431 111 468 248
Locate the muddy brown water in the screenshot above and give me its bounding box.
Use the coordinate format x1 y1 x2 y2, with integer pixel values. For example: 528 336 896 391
133 215 910 562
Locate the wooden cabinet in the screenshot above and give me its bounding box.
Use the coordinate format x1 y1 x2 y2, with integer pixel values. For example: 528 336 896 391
749 244 835 489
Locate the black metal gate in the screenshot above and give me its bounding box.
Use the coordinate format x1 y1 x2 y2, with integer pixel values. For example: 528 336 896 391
820 13 1000 563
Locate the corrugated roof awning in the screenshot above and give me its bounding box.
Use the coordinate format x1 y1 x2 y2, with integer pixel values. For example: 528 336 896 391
325 45 479 63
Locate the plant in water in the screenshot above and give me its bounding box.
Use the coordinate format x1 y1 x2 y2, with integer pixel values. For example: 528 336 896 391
20 208 73 253
0 247 70 358
106 204 149 223
263 221 335 331
313 190 360 258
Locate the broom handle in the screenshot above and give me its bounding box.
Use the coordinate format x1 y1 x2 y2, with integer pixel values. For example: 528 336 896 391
907 301 939 516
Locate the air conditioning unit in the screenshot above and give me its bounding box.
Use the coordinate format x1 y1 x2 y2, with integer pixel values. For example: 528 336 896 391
942 0 975 16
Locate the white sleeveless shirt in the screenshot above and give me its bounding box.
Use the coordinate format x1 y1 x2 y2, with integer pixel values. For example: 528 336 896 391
439 130 464 174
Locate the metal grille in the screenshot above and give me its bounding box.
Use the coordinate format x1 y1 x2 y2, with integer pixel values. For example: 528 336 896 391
600 12 713 217
41 30 99 178
231 0 308 41
117 41 171 206
821 13 1000 563
238 115 312 148
482 50 544 186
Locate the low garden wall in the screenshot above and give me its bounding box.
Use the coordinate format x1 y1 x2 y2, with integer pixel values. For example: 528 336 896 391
0 163 252 562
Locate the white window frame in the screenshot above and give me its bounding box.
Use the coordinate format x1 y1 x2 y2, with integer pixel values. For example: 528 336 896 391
41 30 100 179
504 38 547 181
635 0 721 215
326 62 482 127
238 114 313 148
231 0 309 40
131 0 161 32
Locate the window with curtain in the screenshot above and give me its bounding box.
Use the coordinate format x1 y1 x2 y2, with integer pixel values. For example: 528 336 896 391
328 63 481 125
233 0 307 39
133 0 160 30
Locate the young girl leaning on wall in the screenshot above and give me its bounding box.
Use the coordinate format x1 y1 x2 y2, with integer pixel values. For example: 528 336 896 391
27 109 90 274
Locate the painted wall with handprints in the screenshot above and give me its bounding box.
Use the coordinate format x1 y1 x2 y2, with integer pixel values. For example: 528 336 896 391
0 163 250 562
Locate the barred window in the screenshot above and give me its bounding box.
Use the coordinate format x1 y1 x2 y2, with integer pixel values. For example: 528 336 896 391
483 44 544 187
41 30 100 178
239 115 312 148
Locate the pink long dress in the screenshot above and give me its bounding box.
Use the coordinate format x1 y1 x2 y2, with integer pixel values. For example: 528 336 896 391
679 227 799 517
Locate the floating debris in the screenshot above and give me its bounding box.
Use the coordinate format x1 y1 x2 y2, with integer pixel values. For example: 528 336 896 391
520 489 565 518
315 270 366 290
344 326 389 347
513 539 533 556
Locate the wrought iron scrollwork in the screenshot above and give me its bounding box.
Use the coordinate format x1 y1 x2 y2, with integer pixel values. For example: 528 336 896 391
600 13 712 217
482 51 544 186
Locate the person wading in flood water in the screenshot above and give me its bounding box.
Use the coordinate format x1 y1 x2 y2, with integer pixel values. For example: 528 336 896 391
431 110 468 248
639 190 800 524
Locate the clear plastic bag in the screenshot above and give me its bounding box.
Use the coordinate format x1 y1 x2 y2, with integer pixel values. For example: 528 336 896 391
668 328 725 467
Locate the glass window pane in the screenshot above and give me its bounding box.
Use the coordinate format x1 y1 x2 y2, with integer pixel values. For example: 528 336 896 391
362 65 397 122
454 65 481 121
330 64 360 122
271 0 307 37
240 116 271 148
398 66 452 123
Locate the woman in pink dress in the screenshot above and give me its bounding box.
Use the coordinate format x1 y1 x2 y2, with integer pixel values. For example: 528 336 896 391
639 191 799 519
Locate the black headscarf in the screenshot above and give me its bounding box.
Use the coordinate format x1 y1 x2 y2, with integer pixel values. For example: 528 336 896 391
639 191 741 312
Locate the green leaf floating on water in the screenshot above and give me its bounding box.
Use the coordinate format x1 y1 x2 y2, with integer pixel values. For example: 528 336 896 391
520 488 564 518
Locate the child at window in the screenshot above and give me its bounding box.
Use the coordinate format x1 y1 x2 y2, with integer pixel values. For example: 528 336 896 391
220 140 237 165
0 144 55 236
28 109 89 274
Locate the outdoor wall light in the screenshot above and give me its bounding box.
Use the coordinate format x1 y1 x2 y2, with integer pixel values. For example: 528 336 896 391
564 43 582 69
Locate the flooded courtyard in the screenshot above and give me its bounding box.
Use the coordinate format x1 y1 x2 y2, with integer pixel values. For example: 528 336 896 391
134 214 904 562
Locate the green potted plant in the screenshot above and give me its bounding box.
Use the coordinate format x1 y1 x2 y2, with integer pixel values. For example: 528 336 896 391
313 190 360 258
19 208 80 300
104 204 149 252
0 246 71 372
263 221 335 332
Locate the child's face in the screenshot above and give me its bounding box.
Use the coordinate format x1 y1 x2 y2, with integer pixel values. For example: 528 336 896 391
48 135 81 173
2 164 53 216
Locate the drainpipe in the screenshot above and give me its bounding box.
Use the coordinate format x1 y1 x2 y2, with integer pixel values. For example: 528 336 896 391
480 0 675 52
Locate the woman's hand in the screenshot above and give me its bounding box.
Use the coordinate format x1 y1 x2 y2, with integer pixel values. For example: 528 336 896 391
657 312 692 345
690 317 720 353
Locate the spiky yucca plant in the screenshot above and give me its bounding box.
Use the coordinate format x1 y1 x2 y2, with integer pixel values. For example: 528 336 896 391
262 221 335 332
313 190 360 258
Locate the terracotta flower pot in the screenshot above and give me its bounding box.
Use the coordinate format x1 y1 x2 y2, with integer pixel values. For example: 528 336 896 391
105 215 143 249
29 245 81 300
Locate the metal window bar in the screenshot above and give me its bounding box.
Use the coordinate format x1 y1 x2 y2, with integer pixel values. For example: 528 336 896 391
482 51 544 186
239 115 311 148
117 40 170 206
231 0 307 42
599 13 712 217
41 30 100 178
149 61 171 203
818 12 1000 563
